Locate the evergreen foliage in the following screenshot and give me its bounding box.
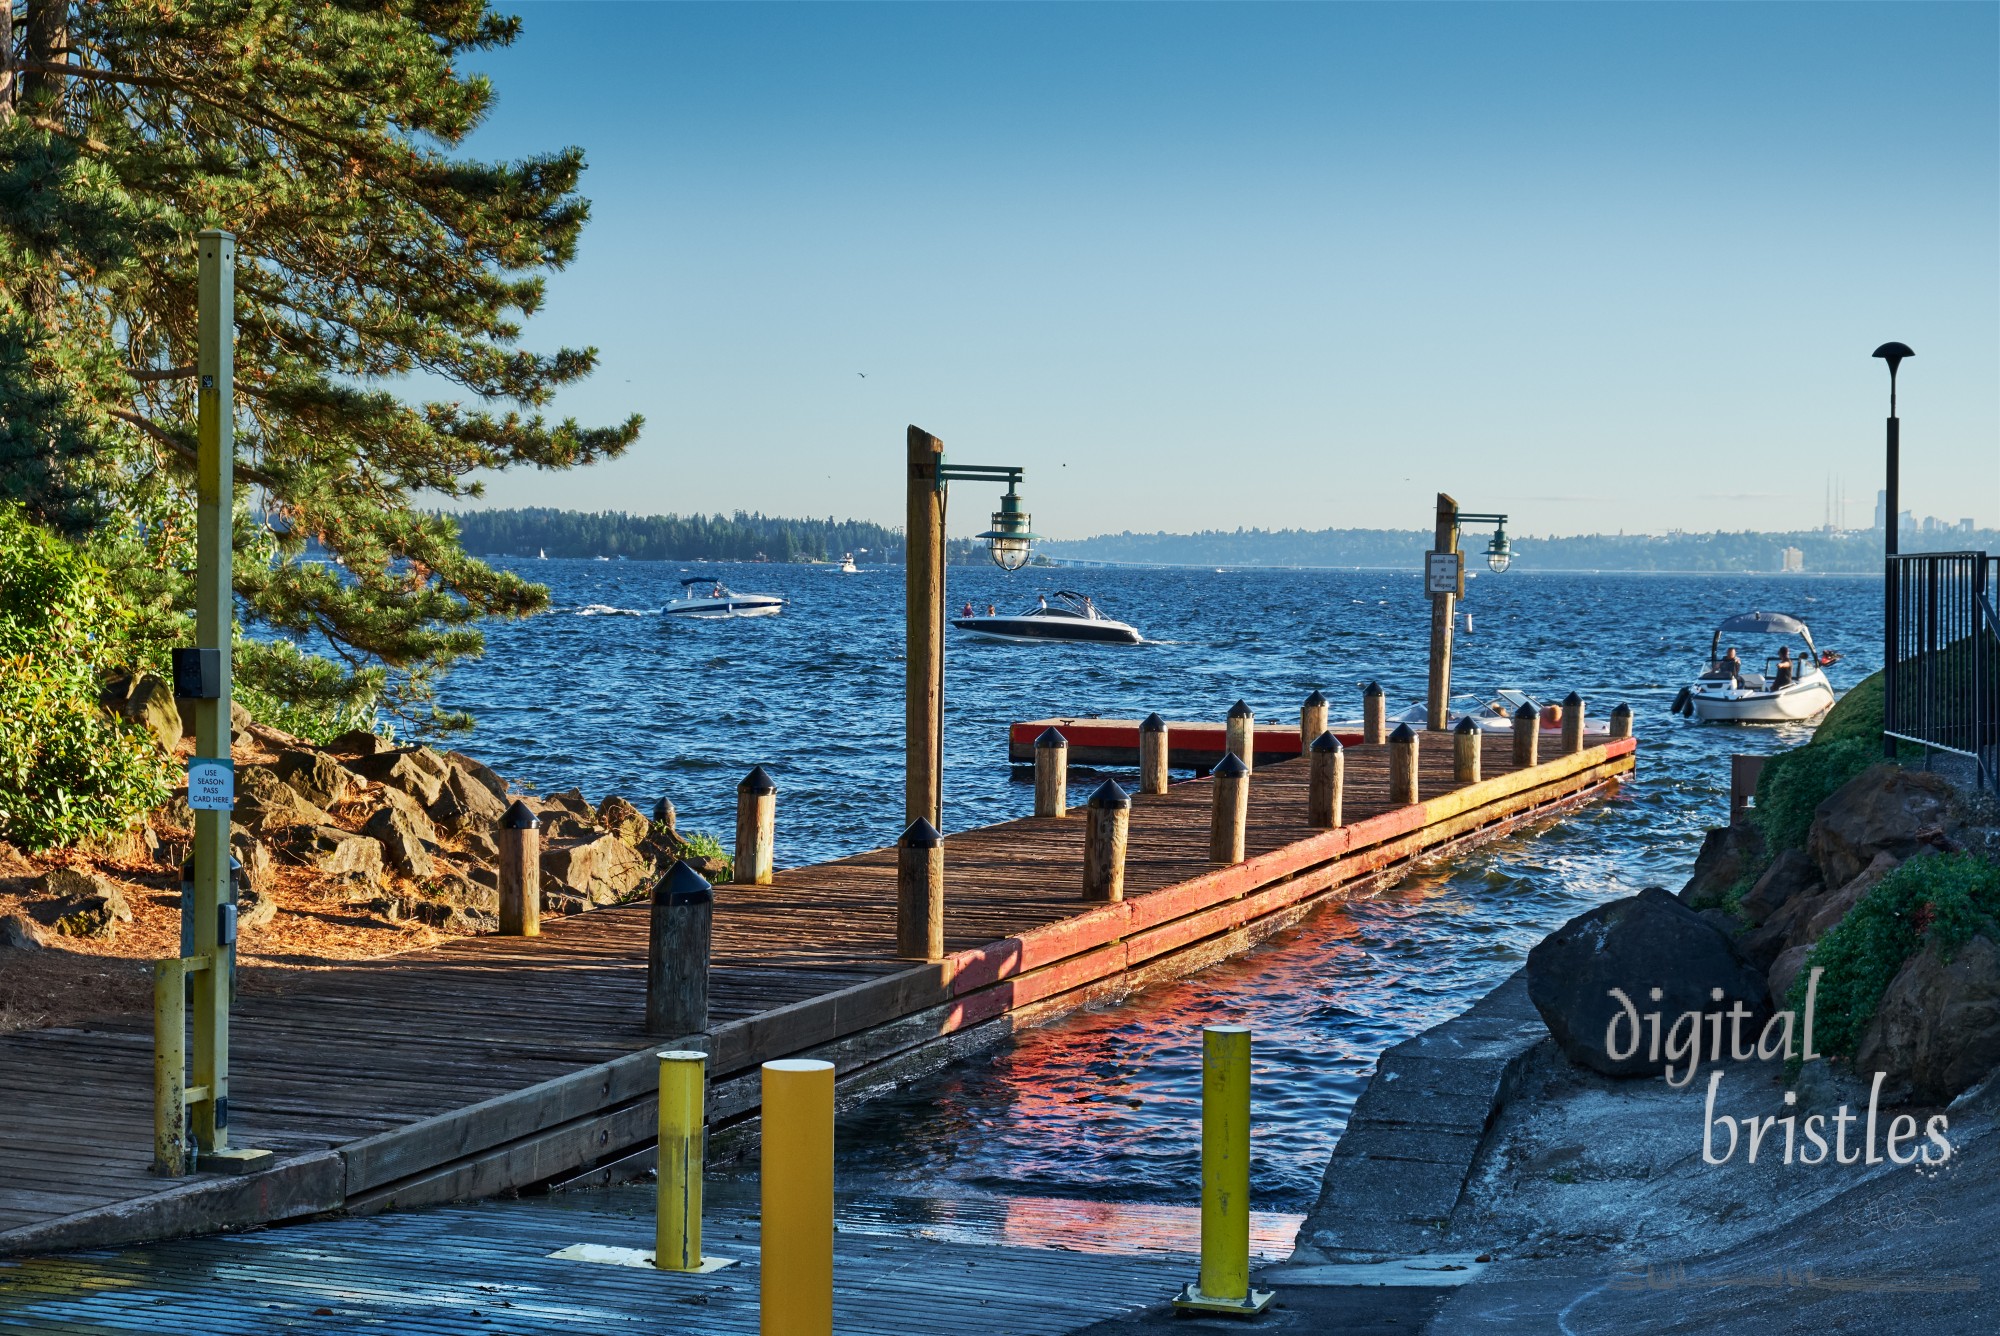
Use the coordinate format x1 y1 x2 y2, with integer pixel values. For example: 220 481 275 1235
1792 853 2000 1057
0 2 639 732
450 508 986 564
0 503 171 850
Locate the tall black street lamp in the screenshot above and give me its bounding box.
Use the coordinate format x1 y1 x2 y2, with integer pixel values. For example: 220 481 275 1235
1872 341 1913 760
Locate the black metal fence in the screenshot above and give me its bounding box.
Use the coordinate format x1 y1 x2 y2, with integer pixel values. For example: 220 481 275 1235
1884 551 2000 790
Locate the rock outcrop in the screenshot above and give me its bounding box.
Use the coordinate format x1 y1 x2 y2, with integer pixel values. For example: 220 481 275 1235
99 672 182 751
1856 933 2000 1106
1678 822 1764 909
1807 764 1964 890
1527 887 1771 1078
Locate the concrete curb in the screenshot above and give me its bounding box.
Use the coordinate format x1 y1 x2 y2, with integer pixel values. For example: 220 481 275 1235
1296 968 1547 1260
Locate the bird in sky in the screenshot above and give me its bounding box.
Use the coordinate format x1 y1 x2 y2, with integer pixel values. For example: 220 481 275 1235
858 372 867 379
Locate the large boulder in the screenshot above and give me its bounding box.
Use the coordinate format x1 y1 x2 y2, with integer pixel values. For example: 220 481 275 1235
541 832 651 906
1739 848 1819 926
235 767 333 834
273 748 357 809
428 764 508 835
371 785 439 846
596 795 649 847
1526 887 1772 1078
326 729 390 758
1679 822 1765 909
444 751 508 803
237 888 278 933
1808 764 1964 890
39 869 133 940
281 825 385 880
99 671 182 751
363 805 435 879
348 749 446 806
1856 934 2000 1105
1794 851 1903 949
0 913 46 950
230 826 275 892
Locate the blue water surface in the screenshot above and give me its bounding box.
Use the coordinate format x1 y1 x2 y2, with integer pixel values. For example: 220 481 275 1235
445 559 1880 1212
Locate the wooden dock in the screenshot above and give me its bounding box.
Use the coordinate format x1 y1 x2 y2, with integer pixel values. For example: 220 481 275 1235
0 734 1636 1258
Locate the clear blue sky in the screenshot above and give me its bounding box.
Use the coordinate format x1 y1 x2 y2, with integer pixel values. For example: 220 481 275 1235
444 1 1998 539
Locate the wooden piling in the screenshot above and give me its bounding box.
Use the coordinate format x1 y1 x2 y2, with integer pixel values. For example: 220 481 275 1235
497 801 541 937
1300 690 1328 750
1561 693 1586 756
896 819 944 960
1208 753 1250 864
1307 732 1344 828
1453 716 1482 784
733 765 776 886
1362 682 1386 745
1082 781 1131 903
1512 702 1539 769
1388 723 1419 805
646 862 712 1036
1139 712 1170 794
1034 727 1068 818
652 797 677 839
1226 700 1254 772
1609 702 1633 740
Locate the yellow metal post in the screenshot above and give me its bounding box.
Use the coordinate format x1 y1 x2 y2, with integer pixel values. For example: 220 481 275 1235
761 1058 834 1336
152 959 188 1175
1174 1025 1274 1316
655 1050 712 1272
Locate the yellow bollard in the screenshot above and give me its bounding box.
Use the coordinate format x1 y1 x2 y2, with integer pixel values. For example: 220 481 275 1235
761 1058 834 1336
1174 1026 1274 1316
152 958 188 1176
655 1050 715 1272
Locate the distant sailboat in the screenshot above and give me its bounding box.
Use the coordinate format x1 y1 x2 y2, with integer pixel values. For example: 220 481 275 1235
538 549 546 560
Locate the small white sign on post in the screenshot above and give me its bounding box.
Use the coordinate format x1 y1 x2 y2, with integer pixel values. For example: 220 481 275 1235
1426 551 1462 596
187 757 235 812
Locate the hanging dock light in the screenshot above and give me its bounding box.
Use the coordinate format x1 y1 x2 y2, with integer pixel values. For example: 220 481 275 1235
1485 519 1512 574
976 480 1038 571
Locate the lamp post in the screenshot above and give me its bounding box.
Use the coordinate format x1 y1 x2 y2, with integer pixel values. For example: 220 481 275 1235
1873 342 1913 760
1425 495 1511 731
905 426 1036 829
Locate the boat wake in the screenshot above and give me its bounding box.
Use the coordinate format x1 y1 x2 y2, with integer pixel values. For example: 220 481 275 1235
575 604 653 616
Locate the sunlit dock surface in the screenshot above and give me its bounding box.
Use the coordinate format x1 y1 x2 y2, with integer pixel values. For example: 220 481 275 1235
0 736 1634 1258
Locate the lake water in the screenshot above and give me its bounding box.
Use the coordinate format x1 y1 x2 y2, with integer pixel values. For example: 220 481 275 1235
449 559 1881 1212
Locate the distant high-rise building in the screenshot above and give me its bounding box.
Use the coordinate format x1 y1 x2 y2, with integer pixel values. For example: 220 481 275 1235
1780 546 1805 573
1875 490 1888 531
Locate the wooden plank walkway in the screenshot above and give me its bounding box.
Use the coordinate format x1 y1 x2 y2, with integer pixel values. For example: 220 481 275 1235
0 735 1637 1257
0 1182 1279 1334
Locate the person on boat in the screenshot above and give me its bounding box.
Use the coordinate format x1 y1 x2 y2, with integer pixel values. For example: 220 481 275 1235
987 604 997 616
963 601 973 618
1038 595 1048 610
1083 596 1096 617
1719 646 1742 679
1774 646 1794 688
711 583 724 598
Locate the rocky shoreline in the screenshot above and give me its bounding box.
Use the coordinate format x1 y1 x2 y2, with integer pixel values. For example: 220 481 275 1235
0 692 721 1032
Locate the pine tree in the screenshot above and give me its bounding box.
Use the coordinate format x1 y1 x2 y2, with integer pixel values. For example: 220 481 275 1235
0 2 641 733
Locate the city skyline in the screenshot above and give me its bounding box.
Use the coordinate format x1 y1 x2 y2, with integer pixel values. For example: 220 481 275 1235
435 2 1996 541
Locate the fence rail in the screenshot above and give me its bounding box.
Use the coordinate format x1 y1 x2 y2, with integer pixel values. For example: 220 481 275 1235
1884 551 2000 791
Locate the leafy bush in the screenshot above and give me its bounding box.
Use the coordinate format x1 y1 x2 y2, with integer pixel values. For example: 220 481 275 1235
1790 853 2000 1057
1811 669 1885 749
677 829 733 878
1749 736 1880 859
0 505 173 850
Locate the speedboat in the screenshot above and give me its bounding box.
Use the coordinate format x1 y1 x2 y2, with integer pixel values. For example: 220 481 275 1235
952 591 1142 645
1672 611 1837 723
838 553 860 574
662 577 786 619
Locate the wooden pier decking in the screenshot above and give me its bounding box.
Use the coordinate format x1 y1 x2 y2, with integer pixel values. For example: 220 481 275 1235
0 734 1636 1258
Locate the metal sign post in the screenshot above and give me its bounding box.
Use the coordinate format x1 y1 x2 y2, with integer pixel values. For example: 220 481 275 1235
163 230 267 1175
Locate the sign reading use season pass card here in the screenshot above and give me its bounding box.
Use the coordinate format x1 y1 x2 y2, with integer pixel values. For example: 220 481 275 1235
187 757 235 812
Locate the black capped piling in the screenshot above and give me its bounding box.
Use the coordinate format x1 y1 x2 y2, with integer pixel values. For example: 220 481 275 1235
1034 727 1069 818
1308 731 1344 828
646 861 712 1036
1083 780 1132 903
896 818 945 960
497 800 541 937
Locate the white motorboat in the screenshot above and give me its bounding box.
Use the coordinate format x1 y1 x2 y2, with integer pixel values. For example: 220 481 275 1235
662 577 786 619
838 553 860 574
1672 611 1837 723
952 591 1143 645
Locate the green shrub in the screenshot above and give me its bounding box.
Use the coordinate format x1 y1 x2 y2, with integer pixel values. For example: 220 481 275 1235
1789 853 2000 1057
0 506 173 850
677 829 733 878
1748 736 1880 859
1811 669 1885 749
